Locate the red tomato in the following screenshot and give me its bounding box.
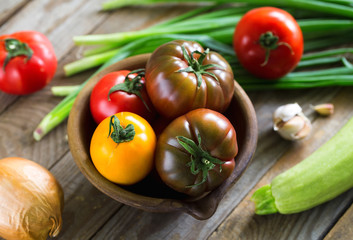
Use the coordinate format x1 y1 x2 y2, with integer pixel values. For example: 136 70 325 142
233 7 303 79
0 31 57 95
90 69 155 124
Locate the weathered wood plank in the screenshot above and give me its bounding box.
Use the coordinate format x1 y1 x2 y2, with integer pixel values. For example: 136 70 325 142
0 68 92 164
89 87 342 240
0 0 28 26
325 203 353 240
49 151 124 240
208 87 353 240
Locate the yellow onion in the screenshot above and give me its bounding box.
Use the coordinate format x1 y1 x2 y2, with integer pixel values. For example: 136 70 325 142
0 157 64 240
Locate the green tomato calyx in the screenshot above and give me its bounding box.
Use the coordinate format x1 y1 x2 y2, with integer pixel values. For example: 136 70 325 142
176 133 225 188
3 38 33 70
108 115 135 144
108 68 151 112
258 31 294 67
177 45 224 88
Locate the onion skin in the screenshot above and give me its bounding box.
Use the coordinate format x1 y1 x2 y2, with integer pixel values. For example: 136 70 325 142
0 157 64 240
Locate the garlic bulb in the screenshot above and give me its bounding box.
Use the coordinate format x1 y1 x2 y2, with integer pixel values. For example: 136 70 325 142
273 103 312 141
0 157 64 240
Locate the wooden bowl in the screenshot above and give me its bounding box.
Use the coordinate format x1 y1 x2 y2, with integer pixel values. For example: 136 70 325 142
67 54 258 220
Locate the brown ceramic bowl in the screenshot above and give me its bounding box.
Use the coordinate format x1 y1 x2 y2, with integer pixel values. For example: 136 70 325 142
67 53 258 220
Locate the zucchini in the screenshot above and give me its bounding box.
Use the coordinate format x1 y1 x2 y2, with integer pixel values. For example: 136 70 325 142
252 116 353 215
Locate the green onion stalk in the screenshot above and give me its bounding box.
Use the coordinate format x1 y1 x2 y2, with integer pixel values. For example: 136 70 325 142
33 33 234 141
35 4 353 141
101 0 353 19
73 9 244 45
34 5 218 140
51 85 81 97
65 19 353 76
57 48 353 97
239 75 353 90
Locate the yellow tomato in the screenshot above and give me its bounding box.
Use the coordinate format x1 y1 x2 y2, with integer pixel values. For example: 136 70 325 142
90 112 156 185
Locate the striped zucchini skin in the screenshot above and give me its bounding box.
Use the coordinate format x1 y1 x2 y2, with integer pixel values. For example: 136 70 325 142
252 116 353 215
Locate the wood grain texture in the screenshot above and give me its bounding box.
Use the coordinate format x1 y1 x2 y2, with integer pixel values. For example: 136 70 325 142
0 0 28 26
325 203 353 240
49 152 124 240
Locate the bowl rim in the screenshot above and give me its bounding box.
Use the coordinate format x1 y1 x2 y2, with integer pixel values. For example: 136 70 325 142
67 53 258 220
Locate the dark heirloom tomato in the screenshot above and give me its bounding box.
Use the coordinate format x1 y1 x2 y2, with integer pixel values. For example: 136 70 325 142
233 7 303 79
155 108 238 197
145 40 234 119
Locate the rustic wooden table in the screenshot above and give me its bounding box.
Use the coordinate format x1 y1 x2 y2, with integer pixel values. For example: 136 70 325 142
1 1 353 239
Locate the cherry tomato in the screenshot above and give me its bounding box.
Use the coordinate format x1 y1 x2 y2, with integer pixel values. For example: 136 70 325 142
90 69 155 124
90 112 156 185
233 7 303 79
0 31 57 95
146 40 234 119
155 108 238 197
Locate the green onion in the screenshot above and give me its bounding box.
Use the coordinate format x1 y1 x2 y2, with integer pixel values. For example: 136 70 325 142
35 3 353 140
302 47 353 60
290 67 353 78
297 56 343 68
73 16 242 45
238 75 353 90
67 18 353 77
102 0 353 19
34 33 233 141
51 86 81 97
72 7 353 75
320 0 353 6
65 41 164 76
304 32 353 51
237 69 353 90
299 19 353 32
64 49 120 76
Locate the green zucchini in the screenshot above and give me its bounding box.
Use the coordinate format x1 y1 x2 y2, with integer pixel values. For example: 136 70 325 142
252 116 353 215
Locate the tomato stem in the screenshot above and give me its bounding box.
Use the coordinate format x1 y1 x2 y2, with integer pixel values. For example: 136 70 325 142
176 133 224 188
3 38 33 70
108 69 151 112
108 115 135 144
258 31 294 67
177 45 225 88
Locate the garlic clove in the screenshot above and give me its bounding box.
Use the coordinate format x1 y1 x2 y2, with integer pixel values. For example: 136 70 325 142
273 103 302 123
273 103 312 141
313 103 334 116
295 119 312 140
